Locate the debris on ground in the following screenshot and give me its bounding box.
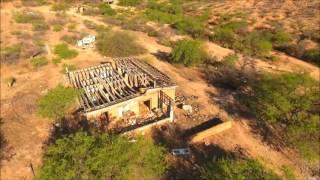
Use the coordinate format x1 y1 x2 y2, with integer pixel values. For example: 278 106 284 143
171 148 191 155
182 104 193 113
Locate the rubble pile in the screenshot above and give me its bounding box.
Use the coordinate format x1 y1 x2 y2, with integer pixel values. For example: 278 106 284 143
175 94 209 122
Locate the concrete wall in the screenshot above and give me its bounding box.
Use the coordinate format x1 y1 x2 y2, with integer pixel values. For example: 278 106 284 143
190 121 232 143
86 87 176 120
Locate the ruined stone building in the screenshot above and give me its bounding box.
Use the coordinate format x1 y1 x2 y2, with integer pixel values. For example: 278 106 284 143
66 57 177 132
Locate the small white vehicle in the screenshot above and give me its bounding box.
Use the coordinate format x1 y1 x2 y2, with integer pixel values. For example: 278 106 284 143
77 35 96 48
171 148 191 155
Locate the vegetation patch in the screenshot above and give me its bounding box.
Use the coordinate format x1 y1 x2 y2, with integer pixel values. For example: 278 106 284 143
37 132 168 179
52 24 63 32
201 158 280 179
38 85 79 120
54 43 78 59
99 3 116 16
14 10 49 32
0 44 21 64
239 72 320 165
30 56 48 68
118 0 143 6
96 31 146 57
170 39 206 66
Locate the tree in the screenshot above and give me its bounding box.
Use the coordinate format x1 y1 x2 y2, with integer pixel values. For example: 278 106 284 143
99 3 116 16
170 39 206 66
96 31 146 57
240 72 320 163
201 158 280 180
38 85 79 121
37 132 168 179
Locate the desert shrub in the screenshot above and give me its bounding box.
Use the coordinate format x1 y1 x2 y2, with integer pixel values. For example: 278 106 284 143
172 16 206 38
52 24 63 32
67 23 77 32
282 166 296 180
205 65 248 90
145 9 181 24
99 3 116 16
30 56 48 68
83 20 98 30
37 132 168 179
52 57 62 65
302 46 320 66
54 43 78 59
61 63 77 74
240 72 320 163
21 0 47 6
96 31 146 57
82 6 101 16
0 44 21 64
221 54 239 67
170 39 206 66
271 28 291 46
201 158 280 180
38 85 79 120
212 21 248 45
51 3 69 11
60 35 79 45
145 0 183 24
14 10 49 32
14 10 44 23
236 32 273 57
211 26 235 47
32 21 50 31
118 0 143 6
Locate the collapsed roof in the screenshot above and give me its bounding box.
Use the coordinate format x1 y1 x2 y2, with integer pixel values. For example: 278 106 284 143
66 57 176 112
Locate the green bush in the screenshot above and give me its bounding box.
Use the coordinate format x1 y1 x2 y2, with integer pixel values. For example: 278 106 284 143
99 3 116 16
221 54 238 67
271 28 291 46
38 85 79 120
237 32 273 57
201 158 280 180
37 132 168 179
54 43 78 59
30 56 48 67
170 39 205 66
173 16 205 38
145 0 183 24
145 9 181 24
118 0 143 6
96 31 146 57
240 72 320 163
211 27 235 47
302 46 320 66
